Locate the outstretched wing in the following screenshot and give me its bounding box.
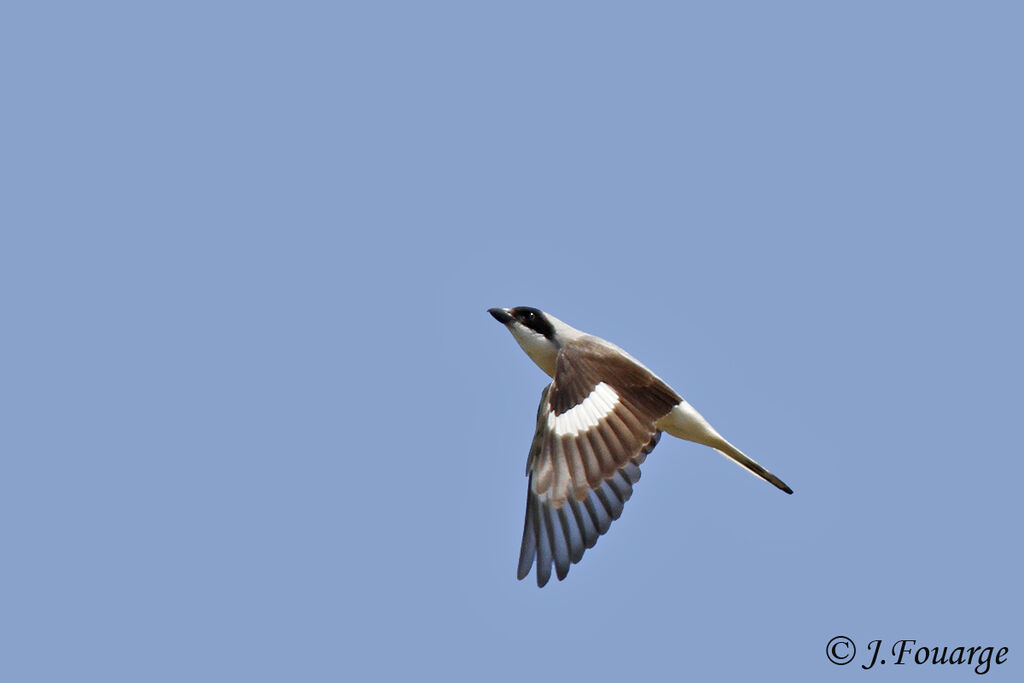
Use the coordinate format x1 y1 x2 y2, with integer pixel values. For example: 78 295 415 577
518 337 681 586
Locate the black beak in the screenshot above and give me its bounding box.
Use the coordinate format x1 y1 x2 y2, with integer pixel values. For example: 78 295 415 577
488 307 514 324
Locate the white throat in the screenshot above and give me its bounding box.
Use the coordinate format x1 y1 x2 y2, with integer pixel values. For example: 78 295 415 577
509 325 558 377
507 312 586 378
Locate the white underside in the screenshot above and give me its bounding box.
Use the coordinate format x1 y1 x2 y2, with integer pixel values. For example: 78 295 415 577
657 400 776 485
655 401 727 448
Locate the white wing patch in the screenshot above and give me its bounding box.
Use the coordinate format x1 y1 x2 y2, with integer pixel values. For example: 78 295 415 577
546 382 619 437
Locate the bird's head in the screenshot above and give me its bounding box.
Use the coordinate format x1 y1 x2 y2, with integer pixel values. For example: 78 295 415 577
488 307 582 377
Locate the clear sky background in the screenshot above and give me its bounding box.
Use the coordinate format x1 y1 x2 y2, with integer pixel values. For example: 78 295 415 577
3 2 1022 681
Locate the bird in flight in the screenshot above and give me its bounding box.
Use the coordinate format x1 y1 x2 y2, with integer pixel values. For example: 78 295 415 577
488 306 792 587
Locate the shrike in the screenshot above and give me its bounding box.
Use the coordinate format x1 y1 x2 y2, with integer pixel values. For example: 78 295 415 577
489 306 792 587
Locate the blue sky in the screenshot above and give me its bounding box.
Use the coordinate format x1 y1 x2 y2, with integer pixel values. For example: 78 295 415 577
3 2 1022 681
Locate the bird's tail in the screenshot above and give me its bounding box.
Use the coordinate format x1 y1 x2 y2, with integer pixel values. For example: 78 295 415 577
713 442 793 494
657 401 792 494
